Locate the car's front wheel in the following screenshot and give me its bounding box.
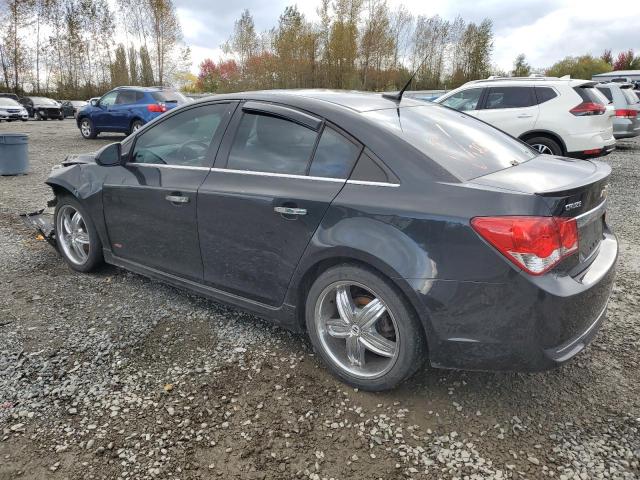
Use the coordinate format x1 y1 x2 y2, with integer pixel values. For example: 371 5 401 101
79 118 97 139
54 196 103 273
306 264 426 391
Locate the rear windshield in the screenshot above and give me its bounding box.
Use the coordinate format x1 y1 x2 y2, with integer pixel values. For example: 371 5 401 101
363 105 536 181
151 90 188 104
621 88 640 104
596 87 613 103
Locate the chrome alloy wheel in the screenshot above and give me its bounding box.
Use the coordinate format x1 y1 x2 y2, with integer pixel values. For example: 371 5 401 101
80 119 92 137
56 205 90 265
314 281 400 379
532 143 553 155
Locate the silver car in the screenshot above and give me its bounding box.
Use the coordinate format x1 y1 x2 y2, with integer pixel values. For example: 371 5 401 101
596 83 640 139
0 97 28 122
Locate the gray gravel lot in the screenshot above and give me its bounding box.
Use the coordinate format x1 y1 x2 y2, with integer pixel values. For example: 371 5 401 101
0 119 638 480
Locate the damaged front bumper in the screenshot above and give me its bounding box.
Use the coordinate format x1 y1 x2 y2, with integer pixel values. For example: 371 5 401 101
20 198 57 247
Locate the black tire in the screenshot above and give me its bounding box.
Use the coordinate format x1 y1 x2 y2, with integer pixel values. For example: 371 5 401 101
79 117 97 139
525 136 563 156
34 111 42 121
54 195 104 273
58 115 64 121
305 264 427 391
128 119 144 135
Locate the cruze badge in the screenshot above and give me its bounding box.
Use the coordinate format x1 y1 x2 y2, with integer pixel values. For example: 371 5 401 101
565 201 582 212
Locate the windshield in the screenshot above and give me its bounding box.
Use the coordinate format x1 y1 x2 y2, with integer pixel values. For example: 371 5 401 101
151 90 188 103
71 101 87 107
363 105 537 181
30 97 58 105
0 98 20 107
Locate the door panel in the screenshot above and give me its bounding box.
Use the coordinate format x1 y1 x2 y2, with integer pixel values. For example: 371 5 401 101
197 171 344 305
103 166 208 280
475 86 539 136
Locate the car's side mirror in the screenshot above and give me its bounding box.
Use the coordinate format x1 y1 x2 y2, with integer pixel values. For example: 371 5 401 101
91 99 98 107
95 142 122 167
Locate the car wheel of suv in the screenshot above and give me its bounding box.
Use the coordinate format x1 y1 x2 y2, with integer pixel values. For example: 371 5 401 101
306 264 426 391
58 114 64 121
79 118 97 139
34 111 42 121
129 119 144 135
54 195 104 273
526 136 562 156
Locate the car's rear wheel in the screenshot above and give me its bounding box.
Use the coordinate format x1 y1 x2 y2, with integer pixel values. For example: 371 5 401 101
34 111 42 121
79 118 97 139
129 119 144 135
54 196 103 273
305 265 426 391
526 136 562 156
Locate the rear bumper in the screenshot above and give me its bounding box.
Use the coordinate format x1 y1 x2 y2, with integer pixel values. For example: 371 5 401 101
613 118 640 139
566 142 615 159
413 230 618 371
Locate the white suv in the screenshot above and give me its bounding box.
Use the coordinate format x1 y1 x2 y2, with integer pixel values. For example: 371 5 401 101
435 76 616 158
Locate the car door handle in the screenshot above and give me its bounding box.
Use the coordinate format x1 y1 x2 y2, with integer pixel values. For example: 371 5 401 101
274 206 307 216
516 114 533 118
165 194 190 204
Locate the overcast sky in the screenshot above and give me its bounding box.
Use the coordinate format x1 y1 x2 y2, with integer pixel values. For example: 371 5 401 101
175 0 640 73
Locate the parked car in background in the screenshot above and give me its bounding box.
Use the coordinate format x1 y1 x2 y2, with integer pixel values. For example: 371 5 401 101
0 92 20 102
436 76 616 158
60 100 88 118
19 96 64 120
0 97 28 121
596 83 640 139
76 86 189 139
404 90 448 102
42 90 617 391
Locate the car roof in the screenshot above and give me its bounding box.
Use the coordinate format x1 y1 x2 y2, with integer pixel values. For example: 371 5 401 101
191 89 426 113
112 86 173 92
463 76 592 88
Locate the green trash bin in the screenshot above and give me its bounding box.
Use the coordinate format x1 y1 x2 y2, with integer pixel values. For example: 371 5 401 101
0 133 29 175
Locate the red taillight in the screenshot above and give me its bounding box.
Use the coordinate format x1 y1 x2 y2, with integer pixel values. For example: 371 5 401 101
570 102 606 116
615 109 637 118
471 216 578 275
582 148 602 156
147 103 167 113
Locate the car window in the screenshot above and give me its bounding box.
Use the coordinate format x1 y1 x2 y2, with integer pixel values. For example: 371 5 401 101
151 91 188 104
484 87 535 109
363 105 536 181
0 98 20 107
574 86 607 105
309 127 361 179
350 152 395 183
535 87 558 104
100 92 118 107
131 104 229 168
596 87 614 103
227 113 318 175
115 91 138 105
440 88 483 111
621 88 639 104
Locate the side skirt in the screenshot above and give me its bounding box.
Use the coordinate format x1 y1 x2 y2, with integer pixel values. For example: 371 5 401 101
103 250 302 333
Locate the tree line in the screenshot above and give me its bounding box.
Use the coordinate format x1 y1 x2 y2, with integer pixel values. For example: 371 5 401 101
0 0 188 98
193 1 495 94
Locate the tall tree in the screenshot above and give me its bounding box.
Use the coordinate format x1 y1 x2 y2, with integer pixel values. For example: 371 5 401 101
546 55 612 79
147 0 182 85
224 9 259 73
613 49 635 71
512 53 531 77
128 45 139 84
111 43 129 86
139 45 154 85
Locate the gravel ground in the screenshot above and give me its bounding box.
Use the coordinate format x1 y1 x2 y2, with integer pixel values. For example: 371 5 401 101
0 120 638 480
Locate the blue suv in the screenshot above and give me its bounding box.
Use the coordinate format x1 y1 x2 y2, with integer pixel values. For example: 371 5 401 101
76 86 189 139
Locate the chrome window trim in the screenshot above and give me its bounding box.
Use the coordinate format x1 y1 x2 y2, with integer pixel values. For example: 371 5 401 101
346 179 400 188
209 167 346 183
575 199 607 228
126 163 211 172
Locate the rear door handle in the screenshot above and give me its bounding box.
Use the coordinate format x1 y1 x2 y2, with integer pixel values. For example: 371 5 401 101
517 114 533 118
165 194 190 204
274 206 307 216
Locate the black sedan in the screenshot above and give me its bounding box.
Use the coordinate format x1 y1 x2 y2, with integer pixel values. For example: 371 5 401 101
42 90 617 390
60 100 88 118
20 96 64 120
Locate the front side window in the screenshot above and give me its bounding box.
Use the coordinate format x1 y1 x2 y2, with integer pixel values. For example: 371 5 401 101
227 113 318 175
309 127 361 179
485 87 535 109
131 103 228 167
100 92 118 108
440 88 483 111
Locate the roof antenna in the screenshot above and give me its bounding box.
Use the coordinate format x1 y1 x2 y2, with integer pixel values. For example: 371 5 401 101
382 54 430 102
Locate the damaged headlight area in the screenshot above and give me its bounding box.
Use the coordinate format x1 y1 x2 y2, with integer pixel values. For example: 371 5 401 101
20 197 57 247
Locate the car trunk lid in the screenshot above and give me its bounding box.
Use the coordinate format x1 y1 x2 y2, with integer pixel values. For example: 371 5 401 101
471 155 610 272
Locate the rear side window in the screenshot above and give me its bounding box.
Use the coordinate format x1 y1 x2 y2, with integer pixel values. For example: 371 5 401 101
116 91 138 104
535 87 558 104
227 113 318 175
440 88 483 111
151 90 188 104
484 87 536 109
309 127 361 179
621 88 639 104
350 152 396 183
574 86 606 105
363 105 536 181
596 87 613 103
